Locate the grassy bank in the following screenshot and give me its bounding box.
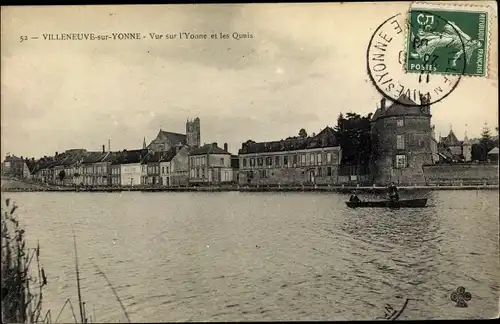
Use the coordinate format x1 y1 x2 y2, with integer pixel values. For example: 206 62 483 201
1 197 131 323
1 197 49 323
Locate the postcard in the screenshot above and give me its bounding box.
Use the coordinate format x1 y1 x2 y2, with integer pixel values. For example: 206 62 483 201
1 2 498 322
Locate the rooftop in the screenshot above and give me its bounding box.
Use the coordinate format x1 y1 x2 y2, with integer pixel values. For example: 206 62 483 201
440 130 462 147
190 143 231 156
238 126 338 155
371 94 431 122
142 146 181 163
148 129 187 147
111 149 148 165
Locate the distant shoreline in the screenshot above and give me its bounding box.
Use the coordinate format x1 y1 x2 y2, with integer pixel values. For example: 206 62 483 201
1 184 499 193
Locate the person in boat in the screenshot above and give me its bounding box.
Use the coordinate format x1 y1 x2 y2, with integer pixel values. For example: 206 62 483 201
387 182 399 201
349 191 361 202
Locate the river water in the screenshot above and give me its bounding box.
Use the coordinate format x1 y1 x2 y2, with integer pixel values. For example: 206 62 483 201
3 190 499 321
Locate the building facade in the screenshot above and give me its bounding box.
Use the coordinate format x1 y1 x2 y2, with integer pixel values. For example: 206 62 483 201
1 155 30 179
430 125 439 164
110 149 148 186
51 149 87 186
160 146 190 186
189 143 233 185
370 95 433 185
438 129 472 163
238 127 342 186
142 151 171 185
81 146 118 186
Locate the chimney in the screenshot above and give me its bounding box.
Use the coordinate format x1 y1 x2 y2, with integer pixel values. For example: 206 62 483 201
224 143 228 152
102 145 105 153
212 142 218 149
380 98 386 112
55 152 58 156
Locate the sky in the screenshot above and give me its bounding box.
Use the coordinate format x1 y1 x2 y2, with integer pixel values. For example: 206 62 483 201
1 2 498 158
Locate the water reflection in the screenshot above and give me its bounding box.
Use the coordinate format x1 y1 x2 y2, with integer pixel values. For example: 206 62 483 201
3 190 499 321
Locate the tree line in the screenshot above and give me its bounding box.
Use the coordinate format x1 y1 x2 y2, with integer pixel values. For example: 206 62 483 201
471 125 499 161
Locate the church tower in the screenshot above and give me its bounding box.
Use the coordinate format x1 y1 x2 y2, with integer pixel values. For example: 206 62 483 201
186 117 201 148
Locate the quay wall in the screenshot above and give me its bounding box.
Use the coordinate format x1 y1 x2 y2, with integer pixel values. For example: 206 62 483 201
422 163 499 186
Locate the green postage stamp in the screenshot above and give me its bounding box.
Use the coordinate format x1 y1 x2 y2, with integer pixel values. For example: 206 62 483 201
405 9 488 76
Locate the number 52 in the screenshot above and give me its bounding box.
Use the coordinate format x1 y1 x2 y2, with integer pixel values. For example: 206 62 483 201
20 36 28 42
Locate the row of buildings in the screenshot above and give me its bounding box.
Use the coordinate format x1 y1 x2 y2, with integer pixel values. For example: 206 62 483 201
3 97 499 186
2 118 237 187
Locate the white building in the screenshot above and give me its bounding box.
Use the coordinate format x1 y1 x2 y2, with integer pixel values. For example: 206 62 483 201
110 149 148 186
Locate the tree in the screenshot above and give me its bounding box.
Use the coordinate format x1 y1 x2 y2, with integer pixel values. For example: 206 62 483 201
481 124 491 141
73 172 80 186
336 113 344 131
480 124 495 160
58 170 66 184
334 112 372 175
298 128 308 138
471 143 484 161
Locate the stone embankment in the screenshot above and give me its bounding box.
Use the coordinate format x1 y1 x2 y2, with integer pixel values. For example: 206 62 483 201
1 178 498 193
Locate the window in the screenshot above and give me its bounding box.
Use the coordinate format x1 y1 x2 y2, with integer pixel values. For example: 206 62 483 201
202 157 206 166
284 156 289 166
317 153 322 164
317 167 322 176
162 167 165 174
167 167 169 174
250 158 255 167
311 154 315 165
275 156 280 166
220 158 224 165
397 119 404 127
196 168 200 178
257 158 263 166
395 154 407 168
301 154 306 165
293 155 298 165
396 135 405 150
327 167 332 176
243 158 247 168
327 153 332 163
202 168 205 178
266 157 272 166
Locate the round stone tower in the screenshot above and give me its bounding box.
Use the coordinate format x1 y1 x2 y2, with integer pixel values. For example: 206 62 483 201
370 94 433 185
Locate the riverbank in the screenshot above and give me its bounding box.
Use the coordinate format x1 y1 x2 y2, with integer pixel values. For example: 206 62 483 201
1 184 499 193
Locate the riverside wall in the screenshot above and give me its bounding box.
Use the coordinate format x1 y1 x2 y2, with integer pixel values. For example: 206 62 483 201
422 163 499 186
3 163 499 193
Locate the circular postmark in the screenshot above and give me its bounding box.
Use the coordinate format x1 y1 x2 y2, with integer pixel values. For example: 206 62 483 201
366 11 467 107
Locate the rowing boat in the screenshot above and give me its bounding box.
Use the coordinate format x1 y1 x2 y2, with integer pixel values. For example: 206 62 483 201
345 198 428 208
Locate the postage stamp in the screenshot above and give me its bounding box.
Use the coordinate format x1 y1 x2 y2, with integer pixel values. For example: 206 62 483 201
405 9 488 77
366 13 463 107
